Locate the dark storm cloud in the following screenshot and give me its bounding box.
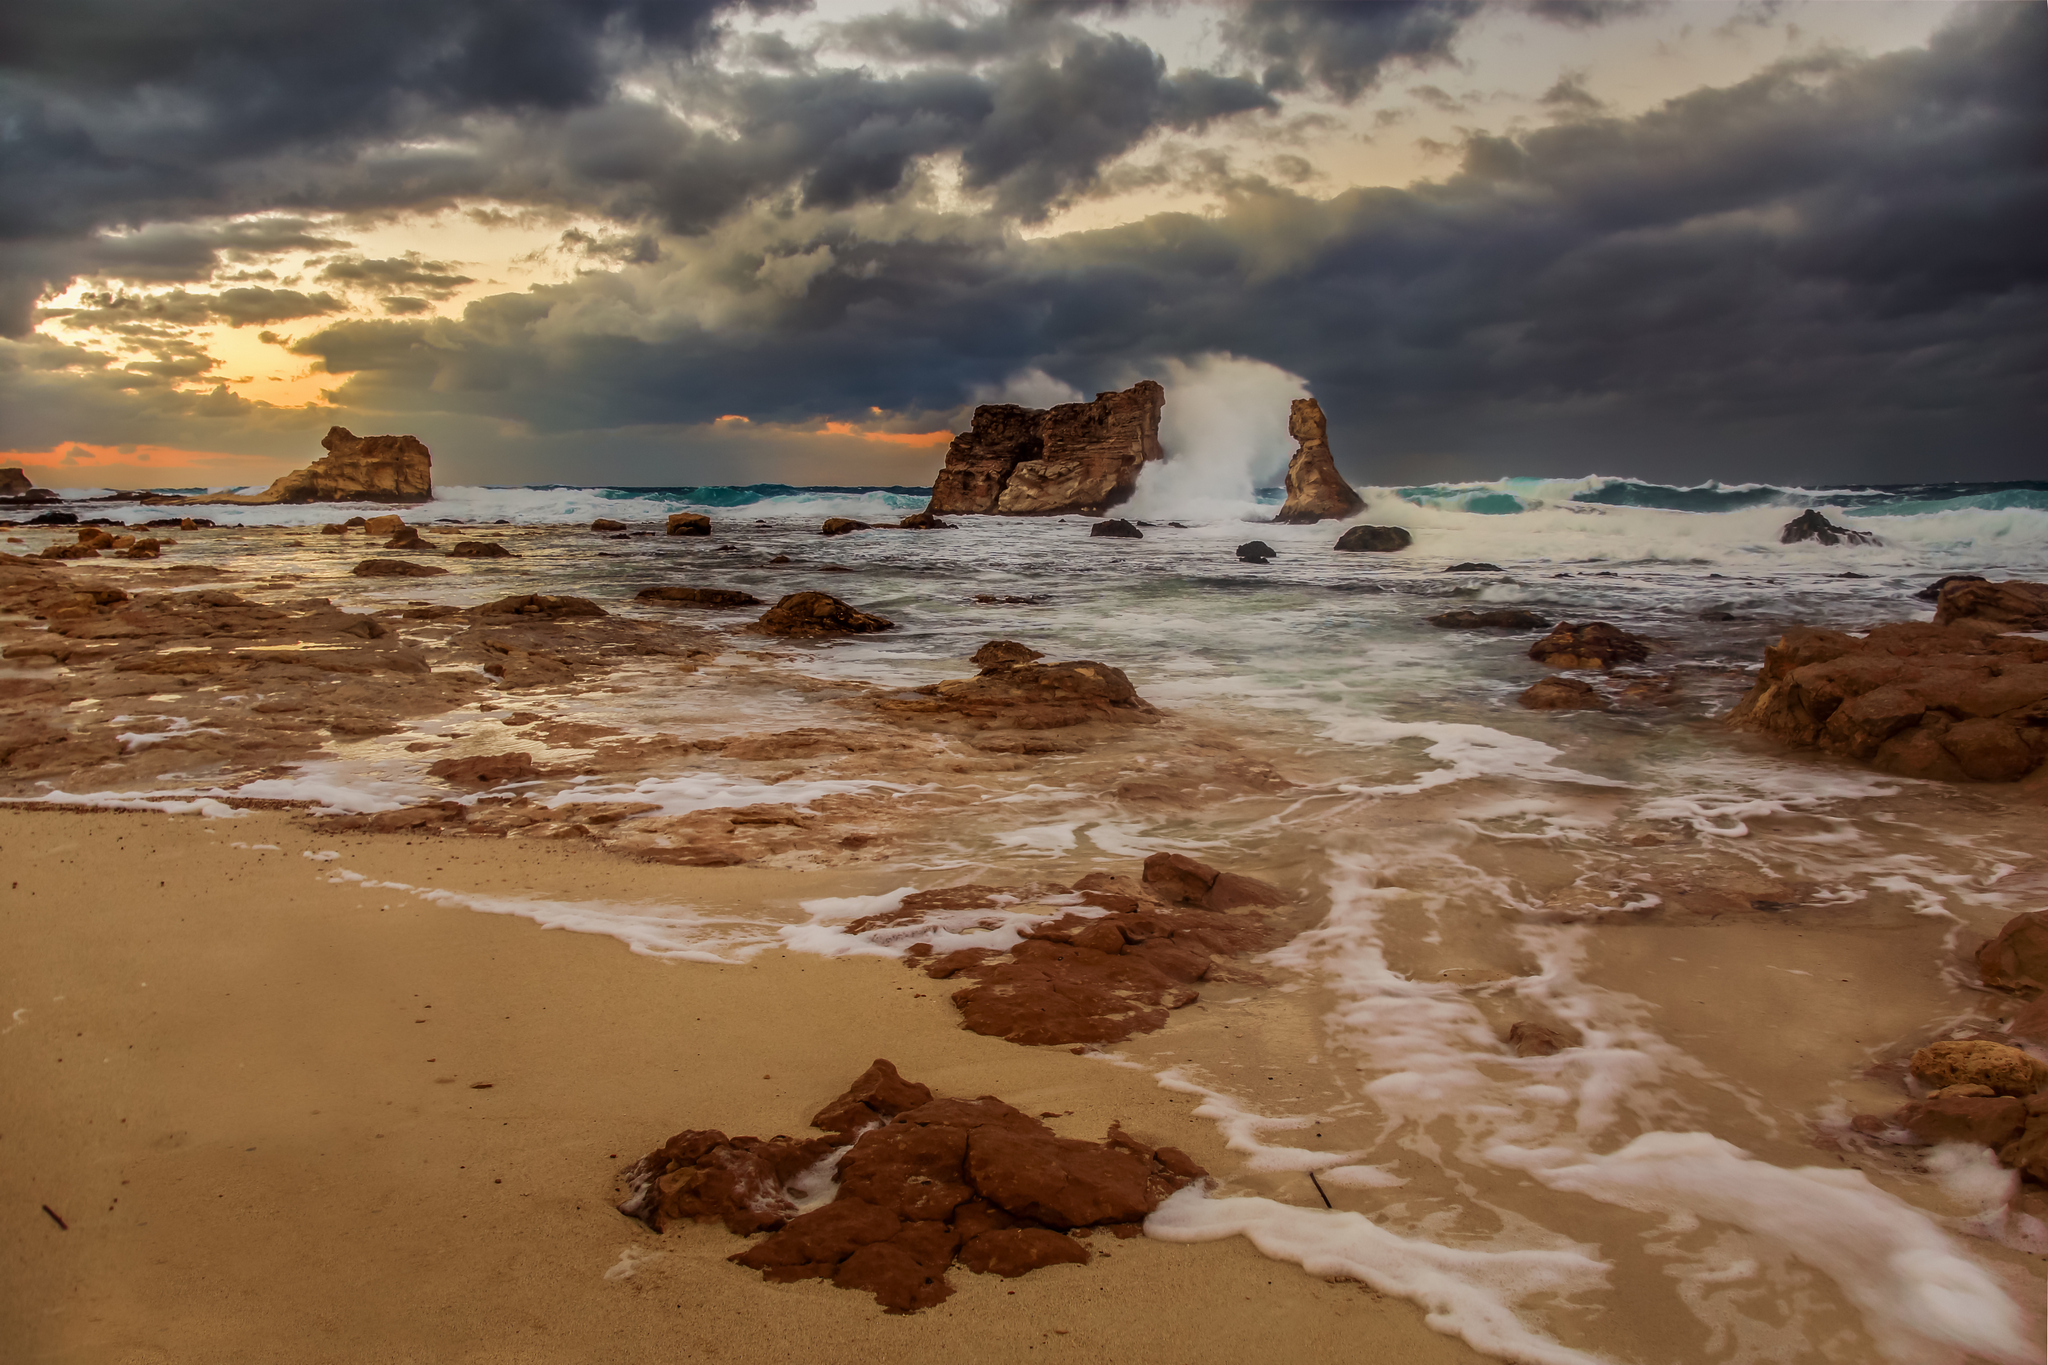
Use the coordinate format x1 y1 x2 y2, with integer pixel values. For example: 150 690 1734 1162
0 0 798 325
262 3 2045 484
1224 1 1480 101
315 255 477 301
43 286 346 330
1 0 1276 327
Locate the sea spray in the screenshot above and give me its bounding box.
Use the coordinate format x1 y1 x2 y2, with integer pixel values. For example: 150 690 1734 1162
1124 353 1310 520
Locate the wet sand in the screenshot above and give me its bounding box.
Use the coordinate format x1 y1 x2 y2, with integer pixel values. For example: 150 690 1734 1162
0 807 1479 1365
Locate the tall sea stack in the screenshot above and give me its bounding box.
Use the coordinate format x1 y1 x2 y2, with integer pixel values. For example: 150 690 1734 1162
1272 398 1365 524
926 381 1164 517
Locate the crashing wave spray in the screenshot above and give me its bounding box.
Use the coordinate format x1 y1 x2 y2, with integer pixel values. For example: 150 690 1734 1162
1124 353 1309 520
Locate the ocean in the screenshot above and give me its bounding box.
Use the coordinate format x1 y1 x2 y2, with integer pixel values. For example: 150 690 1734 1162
15 472 2048 1362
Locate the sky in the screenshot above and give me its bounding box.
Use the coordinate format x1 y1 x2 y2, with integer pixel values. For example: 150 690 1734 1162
1 0 2041 492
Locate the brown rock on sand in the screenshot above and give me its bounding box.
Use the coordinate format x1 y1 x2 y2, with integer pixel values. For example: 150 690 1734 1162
1909 1040 2046 1096
754 592 894 636
1141 851 1286 911
1980 911 2048 992
1271 398 1366 525
636 586 762 608
621 1060 1204 1314
1529 622 1651 670
1519 677 1608 711
353 559 450 578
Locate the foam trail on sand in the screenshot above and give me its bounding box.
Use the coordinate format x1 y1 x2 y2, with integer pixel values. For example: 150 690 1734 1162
1489 1135 2036 1364
323 870 781 963
1145 1187 1614 1365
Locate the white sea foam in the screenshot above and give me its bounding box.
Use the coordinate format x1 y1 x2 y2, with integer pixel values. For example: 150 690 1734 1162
544 773 910 818
1125 354 1308 521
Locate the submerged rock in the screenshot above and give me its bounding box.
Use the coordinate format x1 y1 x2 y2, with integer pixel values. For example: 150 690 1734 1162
636 585 762 608
1236 541 1276 563
618 1059 1205 1314
473 593 607 619
880 648 1158 731
820 518 870 536
755 591 894 636
1780 509 1879 547
447 540 515 558
1528 622 1652 670
1725 622 2048 785
926 381 1164 517
352 558 450 578
1270 398 1366 525
898 511 952 529
1507 1022 1574 1057
160 427 431 505
1430 609 1549 630
590 518 625 532
1332 525 1411 552
1519 676 1608 710
427 752 537 785
1444 562 1504 573
1090 519 1141 539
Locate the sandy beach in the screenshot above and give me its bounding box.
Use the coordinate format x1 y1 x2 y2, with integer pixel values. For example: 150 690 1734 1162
2 806 1479 1365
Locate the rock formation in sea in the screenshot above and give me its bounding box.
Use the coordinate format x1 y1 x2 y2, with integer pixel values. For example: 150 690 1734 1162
1271 399 1366 524
1529 622 1652 669
160 428 432 506
926 381 1164 517
0 468 58 503
1780 509 1879 547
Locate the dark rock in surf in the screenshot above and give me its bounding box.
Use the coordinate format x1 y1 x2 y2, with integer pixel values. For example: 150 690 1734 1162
1444 562 1503 573
472 593 608 618
590 518 625 532
898 511 953 530
1979 911 2048 993
970 640 1044 669
1507 1022 1574 1057
352 558 450 578
1332 525 1410 553
666 512 711 537
1236 541 1276 563
1915 574 1987 602
447 540 516 558
1780 509 1879 547
821 518 871 536
755 591 894 636
1090 519 1142 539
1529 622 1652 670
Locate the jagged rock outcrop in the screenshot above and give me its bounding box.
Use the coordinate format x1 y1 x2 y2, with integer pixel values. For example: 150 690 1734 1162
1726 621 2048 786
1271 399 1366 525
616 1059 1208 1314
160 428 432 505
926 381 1164 517
1934 579 2048 632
